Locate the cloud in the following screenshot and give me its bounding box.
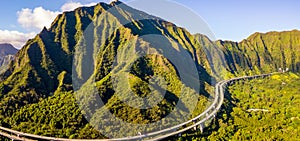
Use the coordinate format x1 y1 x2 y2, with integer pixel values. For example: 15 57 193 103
17 2 97 31
13 2 97 48
61 2 97 12
0 30 36 49
17 7 60 31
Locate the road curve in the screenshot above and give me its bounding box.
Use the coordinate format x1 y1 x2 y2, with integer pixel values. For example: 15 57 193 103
0 73 274 141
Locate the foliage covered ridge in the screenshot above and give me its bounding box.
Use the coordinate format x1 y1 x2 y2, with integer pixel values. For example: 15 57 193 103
0 1 300 139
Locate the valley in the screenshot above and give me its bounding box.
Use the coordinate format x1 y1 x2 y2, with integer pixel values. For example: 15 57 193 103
175 73 300 140
0 1 299 140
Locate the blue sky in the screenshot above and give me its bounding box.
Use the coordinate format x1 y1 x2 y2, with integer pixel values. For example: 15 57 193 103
0 0 299 48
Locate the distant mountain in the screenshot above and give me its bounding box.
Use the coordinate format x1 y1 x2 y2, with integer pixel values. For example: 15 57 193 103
0 1 300 139
0 43 18 56
0 43 18 73
216 30 300 75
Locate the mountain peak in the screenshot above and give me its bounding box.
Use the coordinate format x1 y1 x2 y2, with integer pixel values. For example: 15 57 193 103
0 0 300 138
0 43 17 73
0 43 18 56
110 0 122 6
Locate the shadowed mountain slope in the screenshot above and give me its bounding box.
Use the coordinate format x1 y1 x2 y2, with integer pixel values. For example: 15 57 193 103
0 1 300 139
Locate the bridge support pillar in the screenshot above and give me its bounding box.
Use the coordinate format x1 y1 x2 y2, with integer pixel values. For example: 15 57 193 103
199 123 204 133
192 120 197 131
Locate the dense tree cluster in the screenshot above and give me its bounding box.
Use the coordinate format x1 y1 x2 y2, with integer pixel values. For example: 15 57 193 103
173 73 300 140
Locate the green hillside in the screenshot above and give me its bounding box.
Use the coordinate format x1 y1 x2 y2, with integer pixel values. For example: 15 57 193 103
0 1 300 140
216 30 300 75
0 1 213 138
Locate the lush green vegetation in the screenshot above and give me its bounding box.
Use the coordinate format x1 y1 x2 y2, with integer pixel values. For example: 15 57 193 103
0 136 10 141
4 92 103 139
174 73 300 140
0 55 210 139
1 1 300 140
0 2 213 139
215 30 300 75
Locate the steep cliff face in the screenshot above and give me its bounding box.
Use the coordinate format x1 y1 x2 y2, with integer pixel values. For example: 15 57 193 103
0 2 213 137
215 30 300 75
0 1 213 95
4 2 298 102
0 1 300 139
0 55 14 68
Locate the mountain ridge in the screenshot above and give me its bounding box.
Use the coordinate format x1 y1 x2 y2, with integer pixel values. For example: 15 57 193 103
0 1 300 139
220 30 300 74
0 2 213 137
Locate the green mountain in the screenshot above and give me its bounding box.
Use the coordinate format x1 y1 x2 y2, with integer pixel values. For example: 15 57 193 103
0 1 213 138
0 43 18 73
0 1 300 139
216 30 300 75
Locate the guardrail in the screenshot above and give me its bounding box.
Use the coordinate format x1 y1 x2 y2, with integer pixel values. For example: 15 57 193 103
0 73 273 141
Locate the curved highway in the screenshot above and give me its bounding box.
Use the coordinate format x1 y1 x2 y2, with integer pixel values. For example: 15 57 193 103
0 73 273 141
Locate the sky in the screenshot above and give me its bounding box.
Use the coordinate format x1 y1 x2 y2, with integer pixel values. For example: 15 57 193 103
0 0 299 48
